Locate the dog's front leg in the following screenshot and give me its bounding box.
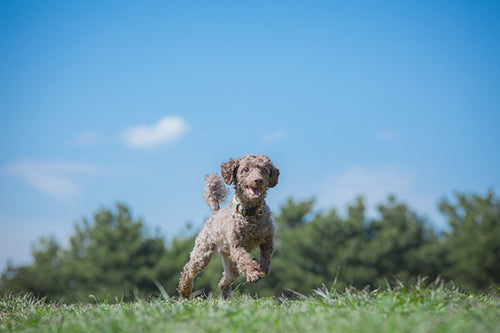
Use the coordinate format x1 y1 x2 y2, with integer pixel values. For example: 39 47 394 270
259 239 274 275
230 246 265 282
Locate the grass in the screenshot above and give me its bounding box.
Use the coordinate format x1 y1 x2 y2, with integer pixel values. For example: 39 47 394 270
1 280 499 332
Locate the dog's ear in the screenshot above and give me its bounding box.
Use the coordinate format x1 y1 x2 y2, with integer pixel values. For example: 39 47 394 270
221 158 239 185
268 164 280 188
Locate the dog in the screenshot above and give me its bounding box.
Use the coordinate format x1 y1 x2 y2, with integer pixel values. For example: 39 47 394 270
178 154 279 299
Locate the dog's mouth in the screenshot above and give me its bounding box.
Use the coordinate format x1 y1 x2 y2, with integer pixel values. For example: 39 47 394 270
246 187 262 200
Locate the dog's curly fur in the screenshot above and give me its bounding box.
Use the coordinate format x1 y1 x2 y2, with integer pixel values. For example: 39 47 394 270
178 154 280 299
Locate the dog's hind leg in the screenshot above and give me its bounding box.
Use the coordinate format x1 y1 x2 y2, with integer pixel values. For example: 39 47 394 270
218 253 239 299
178 236 215 299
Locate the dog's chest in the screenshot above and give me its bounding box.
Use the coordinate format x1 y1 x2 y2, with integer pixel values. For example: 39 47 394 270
233 216 274 251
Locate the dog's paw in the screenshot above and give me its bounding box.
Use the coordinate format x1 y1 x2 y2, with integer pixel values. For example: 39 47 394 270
246 269 265 282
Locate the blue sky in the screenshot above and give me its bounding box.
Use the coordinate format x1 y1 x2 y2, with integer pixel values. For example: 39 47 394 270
1 1 499 270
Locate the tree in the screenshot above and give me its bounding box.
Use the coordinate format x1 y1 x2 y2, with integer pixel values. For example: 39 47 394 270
264 198 365 294
1 237 64 299
440 191 500 290
3 192 498 301
253 196 443 294
1 204 166 302
359 195 444 286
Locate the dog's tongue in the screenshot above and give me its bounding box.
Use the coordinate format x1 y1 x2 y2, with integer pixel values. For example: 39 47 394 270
248 187 261 197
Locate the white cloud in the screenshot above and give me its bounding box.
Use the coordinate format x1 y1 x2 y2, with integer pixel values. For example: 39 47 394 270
263 130 286 144
121 116 188 149
318 166 438 222
3 161 103 201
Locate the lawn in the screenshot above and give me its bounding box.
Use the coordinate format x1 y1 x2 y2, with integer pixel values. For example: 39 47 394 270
1 281 499 332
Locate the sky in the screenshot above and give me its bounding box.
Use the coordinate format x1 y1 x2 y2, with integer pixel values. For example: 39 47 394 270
1 1 499 271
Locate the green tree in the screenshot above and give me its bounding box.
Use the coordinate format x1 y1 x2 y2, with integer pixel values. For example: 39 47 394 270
269 199 324 294
1 237 64 299
261 198 354 294
440 191 500 290
359 195 443 286
1 204 166 302
274 199 314 232
3 192 498 301
254 196 443 295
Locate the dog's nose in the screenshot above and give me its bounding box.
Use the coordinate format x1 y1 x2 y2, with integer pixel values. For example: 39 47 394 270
254 178 264 185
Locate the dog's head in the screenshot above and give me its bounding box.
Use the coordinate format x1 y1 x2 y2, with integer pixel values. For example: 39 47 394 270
221 154 279 206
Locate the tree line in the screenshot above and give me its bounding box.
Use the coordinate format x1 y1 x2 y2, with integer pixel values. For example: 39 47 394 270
1 191 499 302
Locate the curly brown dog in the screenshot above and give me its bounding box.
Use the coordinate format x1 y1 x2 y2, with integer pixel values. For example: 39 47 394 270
178 154 280 299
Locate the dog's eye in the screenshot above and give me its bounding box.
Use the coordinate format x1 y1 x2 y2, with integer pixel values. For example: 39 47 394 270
243 167 249 172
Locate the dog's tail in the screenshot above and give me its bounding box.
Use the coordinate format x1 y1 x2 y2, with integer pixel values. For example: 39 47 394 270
203 173 228 212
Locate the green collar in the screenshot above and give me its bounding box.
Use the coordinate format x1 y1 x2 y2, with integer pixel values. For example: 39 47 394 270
232 196 265 216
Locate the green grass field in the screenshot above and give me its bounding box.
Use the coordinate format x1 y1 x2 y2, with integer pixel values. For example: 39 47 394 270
1 282 499 332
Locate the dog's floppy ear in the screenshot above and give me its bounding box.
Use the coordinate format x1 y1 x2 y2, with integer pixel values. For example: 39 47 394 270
221 158 239 185
268 164 280 188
